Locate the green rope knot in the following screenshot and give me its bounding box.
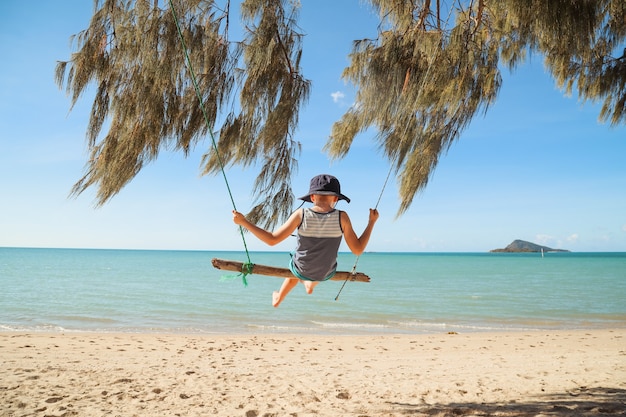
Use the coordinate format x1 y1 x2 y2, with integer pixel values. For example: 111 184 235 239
219 262 254 286
240 262 254 286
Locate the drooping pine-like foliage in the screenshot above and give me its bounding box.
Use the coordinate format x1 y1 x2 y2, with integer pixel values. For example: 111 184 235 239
201 0 309 228
56 0 625 224
327 0 502 215
56 0 234 203
496 0 626 126
328 0 625 215
56 0 307 230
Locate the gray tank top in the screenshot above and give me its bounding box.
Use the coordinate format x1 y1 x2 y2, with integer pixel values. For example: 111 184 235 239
291 208 343 281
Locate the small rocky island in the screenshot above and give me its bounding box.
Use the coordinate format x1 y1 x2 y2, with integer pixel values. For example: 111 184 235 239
490 239 570 253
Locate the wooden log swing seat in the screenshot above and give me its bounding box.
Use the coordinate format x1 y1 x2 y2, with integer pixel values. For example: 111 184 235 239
211 258 370 283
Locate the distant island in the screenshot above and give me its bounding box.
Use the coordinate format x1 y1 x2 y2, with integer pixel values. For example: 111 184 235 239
490 239 570 253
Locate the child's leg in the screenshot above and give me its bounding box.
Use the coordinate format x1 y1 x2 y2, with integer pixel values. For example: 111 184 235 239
272 278 299 308
302 280 319 294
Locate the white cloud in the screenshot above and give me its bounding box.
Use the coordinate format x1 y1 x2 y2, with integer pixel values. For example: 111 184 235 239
331 91 345 103
566 233 579 243
622 224 626 233
534 234 554 246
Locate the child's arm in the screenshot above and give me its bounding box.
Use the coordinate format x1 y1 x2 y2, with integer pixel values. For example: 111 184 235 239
232 209 302 246
341 209 379 255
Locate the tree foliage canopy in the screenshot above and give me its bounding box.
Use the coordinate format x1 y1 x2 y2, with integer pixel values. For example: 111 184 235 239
56 0 625 228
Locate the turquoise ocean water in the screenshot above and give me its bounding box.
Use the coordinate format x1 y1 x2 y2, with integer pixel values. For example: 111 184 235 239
1 247 625 335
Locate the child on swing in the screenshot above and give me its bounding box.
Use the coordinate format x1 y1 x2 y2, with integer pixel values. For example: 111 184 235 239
232 174 379 307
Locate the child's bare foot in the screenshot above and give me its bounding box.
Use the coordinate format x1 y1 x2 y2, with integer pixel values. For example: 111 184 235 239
272 291 281 308
303 280 318 294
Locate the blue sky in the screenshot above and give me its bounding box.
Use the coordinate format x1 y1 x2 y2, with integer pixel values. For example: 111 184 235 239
1 1 625 252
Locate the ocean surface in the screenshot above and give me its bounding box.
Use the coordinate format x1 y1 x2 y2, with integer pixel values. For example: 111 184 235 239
1 247 625 335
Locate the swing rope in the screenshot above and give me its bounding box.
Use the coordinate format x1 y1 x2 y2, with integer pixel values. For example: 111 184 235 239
168 1 253 285
334 164 393 300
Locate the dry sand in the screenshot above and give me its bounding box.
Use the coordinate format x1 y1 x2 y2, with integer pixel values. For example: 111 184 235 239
1 329 625 416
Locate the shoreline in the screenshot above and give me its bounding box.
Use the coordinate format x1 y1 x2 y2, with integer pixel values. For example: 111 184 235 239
3 321 626 336
3 329 625 416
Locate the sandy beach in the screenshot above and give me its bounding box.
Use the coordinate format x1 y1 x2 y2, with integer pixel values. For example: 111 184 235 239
2 329 625 416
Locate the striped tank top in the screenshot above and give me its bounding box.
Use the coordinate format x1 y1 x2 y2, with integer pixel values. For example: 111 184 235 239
290 208 343 281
